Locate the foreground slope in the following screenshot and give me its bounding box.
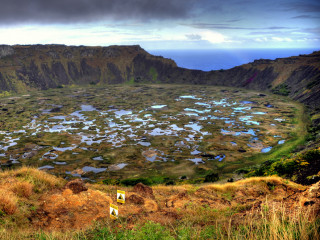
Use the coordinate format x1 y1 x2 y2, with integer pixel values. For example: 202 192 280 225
0 167 319 239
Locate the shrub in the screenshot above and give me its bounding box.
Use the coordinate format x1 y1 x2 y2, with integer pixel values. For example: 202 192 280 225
204 172 219 182
120 177 153 186
245 148 320 185
272 83 290 96
102 179 120 185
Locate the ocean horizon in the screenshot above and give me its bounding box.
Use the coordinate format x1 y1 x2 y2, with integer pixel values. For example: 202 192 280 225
148 48 319 71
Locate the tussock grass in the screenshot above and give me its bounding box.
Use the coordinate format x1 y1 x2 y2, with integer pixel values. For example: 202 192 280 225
9 182 33 198
0 167 65 230
0 169 318 239
0 167 64 193
30 202 317 240
0 189 18 215
231 202 320 240
1 205 318 240
204 176 300 193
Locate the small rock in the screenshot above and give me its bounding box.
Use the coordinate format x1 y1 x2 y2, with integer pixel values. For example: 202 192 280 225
71 169 84 175
64 179 88 194
238 148 246 153
127 194 145 205
133 183 154 199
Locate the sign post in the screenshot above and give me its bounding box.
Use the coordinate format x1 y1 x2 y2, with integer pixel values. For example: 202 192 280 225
110 203 118 220
117 190 125 204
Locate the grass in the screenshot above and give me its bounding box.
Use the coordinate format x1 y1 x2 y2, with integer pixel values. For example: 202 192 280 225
0 91 12 97
0 167 64 193
5 204 316 240
243 101 309 166
204 176 288 193
0 84 305 182
0 167 64 220
0 188 18 215
149 67 159 82
272 83 291 96
0 168 318 239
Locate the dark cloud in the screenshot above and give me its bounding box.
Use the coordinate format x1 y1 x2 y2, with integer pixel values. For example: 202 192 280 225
0 0 196 25
304 27 320 34
268 27 290 30
283 1 320 13
183 23 292 30
226 18 243 23
292 15 320 19
248 31 286 35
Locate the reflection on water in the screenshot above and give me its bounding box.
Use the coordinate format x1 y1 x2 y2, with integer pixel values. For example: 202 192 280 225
82 166 107 173
180 95 202 100
191 149 201 155
151 105 167 109
38 165 54 170
253 112 266 115
214 154 225 161
188 158 204 164
261 147 272 153
53 161 67 165
138 141 151 147
0 87 294 180
240 101 256 104
114 110 132 117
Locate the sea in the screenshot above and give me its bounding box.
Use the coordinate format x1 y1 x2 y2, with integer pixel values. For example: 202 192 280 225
148 48 319 72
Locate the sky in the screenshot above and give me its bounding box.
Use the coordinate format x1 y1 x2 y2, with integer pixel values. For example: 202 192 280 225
0 0 319 50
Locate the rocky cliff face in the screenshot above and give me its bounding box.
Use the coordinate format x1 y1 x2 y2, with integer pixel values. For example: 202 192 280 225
0 44 319 111
0 44 177 92
130 49 320 112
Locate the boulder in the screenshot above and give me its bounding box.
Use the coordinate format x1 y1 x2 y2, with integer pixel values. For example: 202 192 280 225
64 179 88 194
127 194 145 205
133 183 154 199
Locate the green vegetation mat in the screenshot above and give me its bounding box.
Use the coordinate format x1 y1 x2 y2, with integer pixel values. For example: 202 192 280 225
0 84 307 183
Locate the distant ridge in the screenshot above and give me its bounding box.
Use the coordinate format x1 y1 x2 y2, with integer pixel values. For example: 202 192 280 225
0 44 319 111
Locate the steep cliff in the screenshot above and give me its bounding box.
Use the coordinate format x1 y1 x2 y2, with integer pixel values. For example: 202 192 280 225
0 44 319 111
0 44 176 91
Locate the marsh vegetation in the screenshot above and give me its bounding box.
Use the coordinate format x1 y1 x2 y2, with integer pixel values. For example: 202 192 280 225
0 84 304 182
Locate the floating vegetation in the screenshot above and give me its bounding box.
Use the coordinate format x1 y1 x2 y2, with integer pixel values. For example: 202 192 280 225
0 84 299 180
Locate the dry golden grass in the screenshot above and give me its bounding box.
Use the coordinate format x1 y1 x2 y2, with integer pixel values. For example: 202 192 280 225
0 169 318 239
153 176 294 196
237 202 320 240
0 167 64 193
0 188 18 215
0 167 64 222
9 182 33 198
204 176 303 192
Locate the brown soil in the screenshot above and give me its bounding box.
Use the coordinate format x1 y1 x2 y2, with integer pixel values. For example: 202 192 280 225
30 178 320 230
32 188 112 230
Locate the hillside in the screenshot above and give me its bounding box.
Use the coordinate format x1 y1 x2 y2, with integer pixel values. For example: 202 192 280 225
0 45 320 239
0 45 319 113
0 167 319 239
